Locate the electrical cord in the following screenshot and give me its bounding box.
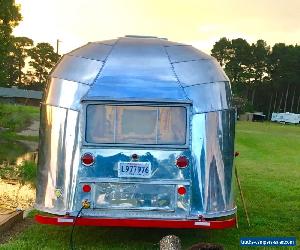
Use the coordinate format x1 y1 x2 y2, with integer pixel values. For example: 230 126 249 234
69 206 84 250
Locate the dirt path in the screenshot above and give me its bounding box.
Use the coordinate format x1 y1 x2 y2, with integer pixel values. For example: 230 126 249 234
16 120 40 150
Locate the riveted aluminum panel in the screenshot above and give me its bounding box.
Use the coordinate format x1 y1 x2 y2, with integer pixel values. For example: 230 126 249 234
190 109 236 218
44 78 89 110
36 105 80 214
73 179 190 219
93 183 176 211
73 146 191 218
95 37 178 84
166 45 213 63
85 81 187 101
51 55 103 85
86 37 187 101
173 59 228 86
78 148 191 180
68 43 112 61
184 82 232 113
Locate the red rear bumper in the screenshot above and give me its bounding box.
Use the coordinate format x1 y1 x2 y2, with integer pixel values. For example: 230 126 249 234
35 214 236 229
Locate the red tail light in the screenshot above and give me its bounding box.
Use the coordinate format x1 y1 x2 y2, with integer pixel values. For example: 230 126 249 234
81 153 94 166
176 156 189 168
82 184 91 193
177 186 186 195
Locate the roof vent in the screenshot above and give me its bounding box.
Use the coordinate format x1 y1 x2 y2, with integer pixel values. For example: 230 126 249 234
125 35 159 39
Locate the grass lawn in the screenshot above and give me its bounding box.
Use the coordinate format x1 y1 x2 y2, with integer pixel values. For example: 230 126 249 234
0 104 39 132
0 121 299 249
0 103 39 142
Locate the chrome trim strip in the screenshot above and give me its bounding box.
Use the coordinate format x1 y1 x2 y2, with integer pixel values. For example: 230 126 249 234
79 178 190 185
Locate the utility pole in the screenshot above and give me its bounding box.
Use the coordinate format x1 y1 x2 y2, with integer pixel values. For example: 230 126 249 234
56 39 61 54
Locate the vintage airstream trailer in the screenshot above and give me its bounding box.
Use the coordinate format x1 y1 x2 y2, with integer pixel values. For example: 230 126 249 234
35 36 236 229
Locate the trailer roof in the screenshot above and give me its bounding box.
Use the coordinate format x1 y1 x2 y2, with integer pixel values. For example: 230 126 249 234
47 36 231 112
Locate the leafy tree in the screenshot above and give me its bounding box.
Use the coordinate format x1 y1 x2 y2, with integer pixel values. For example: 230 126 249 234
248 40 270 104
228 38 252 86
6 36 33 86
0 0 22 86
211 37 232 67
211 37 300 115
212 38 252 96
269 44 300 112
27 43 60 87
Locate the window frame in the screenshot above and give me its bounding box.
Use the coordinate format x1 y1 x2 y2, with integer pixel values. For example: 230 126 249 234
82 101 190 149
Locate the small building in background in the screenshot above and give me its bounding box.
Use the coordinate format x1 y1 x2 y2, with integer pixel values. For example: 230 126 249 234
239 112 266 122
0 86 42 106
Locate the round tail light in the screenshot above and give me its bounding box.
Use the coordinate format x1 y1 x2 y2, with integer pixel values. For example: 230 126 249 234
81 153 94 166
177 186 186 195
176 156 189 168
82 184 91 193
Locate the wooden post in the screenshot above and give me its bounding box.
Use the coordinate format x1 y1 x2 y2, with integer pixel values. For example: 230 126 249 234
235 166 250 227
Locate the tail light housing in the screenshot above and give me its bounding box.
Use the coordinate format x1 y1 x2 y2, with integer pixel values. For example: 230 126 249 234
176 156 189 168
82 184 91 193
81 153 94 166
177 186 186 195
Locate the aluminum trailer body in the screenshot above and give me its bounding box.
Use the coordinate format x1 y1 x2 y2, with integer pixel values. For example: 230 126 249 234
35 36 236 229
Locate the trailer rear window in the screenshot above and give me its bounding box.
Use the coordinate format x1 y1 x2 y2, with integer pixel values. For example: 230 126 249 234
86 105 187 145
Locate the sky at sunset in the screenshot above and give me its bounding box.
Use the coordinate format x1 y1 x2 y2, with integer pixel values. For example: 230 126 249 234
14 0 300 54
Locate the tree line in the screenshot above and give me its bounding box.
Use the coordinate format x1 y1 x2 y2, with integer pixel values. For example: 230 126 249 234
1 1 300 115
211 38 300 116
0 0 60 90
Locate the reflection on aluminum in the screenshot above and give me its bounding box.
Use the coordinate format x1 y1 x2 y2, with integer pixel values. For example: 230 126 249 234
36 105 80 214
68 43 112 61
94 183 175 211
51 55 104 85
173 59 228 86
165 45 213 62
190 109 235 217
44 78 90 110
184 82 232 113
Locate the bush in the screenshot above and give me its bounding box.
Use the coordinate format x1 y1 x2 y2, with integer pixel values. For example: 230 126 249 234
19 160 37 186
233 96 255 114
0 160 37 187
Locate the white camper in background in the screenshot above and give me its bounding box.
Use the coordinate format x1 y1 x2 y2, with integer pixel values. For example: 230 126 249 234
271 112 300 124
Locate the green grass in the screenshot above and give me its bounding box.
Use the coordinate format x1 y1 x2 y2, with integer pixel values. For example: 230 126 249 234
0 121 299 249
0 140 29 162
0 104 39 184
0 104 39 132
0 103 39 142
